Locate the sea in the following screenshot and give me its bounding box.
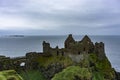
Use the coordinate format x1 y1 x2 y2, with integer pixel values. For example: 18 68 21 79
0 35 120 72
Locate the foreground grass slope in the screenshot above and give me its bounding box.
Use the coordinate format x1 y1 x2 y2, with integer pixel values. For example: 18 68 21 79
0 70 23 80
52 66 92 80
20 70 46 80
52 66 106 80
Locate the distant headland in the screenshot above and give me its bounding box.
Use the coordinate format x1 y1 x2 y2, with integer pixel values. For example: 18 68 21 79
9 35 24 37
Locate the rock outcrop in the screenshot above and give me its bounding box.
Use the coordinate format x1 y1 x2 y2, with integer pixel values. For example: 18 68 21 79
115 72 120 80
39 63 64 80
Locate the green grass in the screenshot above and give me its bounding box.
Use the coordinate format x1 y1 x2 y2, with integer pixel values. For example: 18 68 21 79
89 53 112 71
92 72 104 80
36 56 73 68
19 53 115 80
0 70 23 80
89 53 115 80
19 70 46 80
52 66 92 80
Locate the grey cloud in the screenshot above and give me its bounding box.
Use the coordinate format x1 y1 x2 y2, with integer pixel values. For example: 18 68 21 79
0 0 120 35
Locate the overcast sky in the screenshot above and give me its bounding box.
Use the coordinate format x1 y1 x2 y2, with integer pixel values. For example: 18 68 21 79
0 0 120 35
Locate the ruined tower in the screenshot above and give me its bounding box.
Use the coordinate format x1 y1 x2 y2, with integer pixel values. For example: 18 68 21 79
43 41 51 53
80 35 94 53
81 35 91 42
64 34 75 49
94 42 105 60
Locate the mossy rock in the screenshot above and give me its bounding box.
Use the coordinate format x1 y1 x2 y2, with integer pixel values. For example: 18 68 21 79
36 56 73 68
0 70 23 80
52 66 92 80
89 53 115 80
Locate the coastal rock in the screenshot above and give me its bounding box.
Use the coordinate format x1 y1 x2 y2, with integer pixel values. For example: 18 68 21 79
0 56 14 71
39 63 64 80
115 72 120 80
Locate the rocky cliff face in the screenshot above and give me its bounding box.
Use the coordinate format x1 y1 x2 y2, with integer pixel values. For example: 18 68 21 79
51 53 116 80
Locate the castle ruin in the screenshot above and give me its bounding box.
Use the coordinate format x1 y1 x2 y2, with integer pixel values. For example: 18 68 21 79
42 34 105 59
